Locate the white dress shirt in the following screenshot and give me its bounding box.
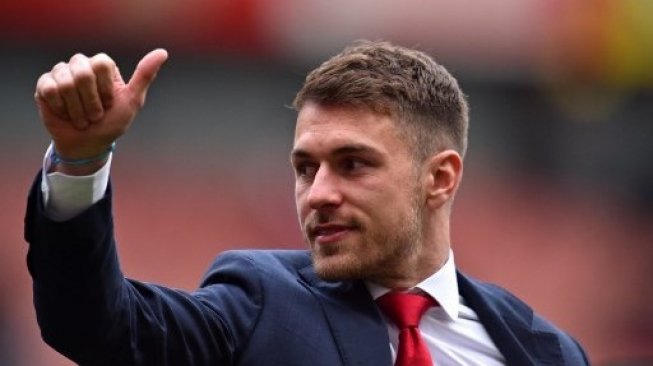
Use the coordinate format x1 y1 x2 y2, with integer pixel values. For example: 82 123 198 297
41 146 506 365
367 252 506 365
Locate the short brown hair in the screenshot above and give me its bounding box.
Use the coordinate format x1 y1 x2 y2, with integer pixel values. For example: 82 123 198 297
293 40 469 160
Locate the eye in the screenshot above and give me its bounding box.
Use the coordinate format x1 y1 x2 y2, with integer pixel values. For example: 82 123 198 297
294 161 318 179
341 158 368 173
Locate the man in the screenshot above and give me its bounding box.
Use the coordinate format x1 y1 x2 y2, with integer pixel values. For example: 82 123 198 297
26 41 589 365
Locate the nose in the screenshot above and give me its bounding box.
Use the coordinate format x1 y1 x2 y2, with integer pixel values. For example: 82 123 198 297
306 165 343 210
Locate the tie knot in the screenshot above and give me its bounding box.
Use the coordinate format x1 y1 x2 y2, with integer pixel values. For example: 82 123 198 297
376 292 437 329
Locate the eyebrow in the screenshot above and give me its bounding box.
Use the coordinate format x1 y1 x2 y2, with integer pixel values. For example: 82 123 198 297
290 144 380 161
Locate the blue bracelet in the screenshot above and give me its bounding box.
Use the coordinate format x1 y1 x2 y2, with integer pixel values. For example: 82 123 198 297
50 142 116 166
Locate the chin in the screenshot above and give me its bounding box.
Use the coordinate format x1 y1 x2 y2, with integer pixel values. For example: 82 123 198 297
311 250 366 282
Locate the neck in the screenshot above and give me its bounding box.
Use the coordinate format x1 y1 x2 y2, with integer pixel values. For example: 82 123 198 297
375 214 451 289
373 245 450 290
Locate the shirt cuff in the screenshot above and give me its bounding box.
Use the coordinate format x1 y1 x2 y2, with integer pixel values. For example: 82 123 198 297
41 143 112 221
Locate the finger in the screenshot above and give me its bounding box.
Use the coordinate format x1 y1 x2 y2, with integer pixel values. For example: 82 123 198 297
90 53 119 109
35 72 68 120
127 48 168 107
51 62 88 129
36 96 71 127
69 54 104 122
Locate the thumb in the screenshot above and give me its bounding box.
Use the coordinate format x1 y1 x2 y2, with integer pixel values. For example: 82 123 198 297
127 48 169 105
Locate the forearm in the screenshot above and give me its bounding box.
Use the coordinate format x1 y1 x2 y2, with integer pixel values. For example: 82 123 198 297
27 173 240 365
27 172 126 362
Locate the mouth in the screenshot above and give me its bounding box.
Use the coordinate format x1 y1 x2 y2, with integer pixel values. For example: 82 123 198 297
309 224 354 245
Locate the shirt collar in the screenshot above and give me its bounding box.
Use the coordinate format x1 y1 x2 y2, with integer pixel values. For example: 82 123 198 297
365 249 460 320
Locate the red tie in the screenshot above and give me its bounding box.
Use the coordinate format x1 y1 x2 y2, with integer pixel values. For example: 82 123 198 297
376 292 437 366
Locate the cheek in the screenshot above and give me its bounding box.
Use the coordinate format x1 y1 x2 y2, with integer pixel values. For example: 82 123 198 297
295 185 309 220
363 183 416 222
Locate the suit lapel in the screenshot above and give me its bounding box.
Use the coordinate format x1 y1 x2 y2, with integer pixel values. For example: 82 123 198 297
457 272 564 366
298 266 393 366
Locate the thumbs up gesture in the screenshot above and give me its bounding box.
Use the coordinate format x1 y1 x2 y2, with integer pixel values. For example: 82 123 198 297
35 49 168 171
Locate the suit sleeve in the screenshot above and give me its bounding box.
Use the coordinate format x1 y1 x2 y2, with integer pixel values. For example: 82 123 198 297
24 172 262 366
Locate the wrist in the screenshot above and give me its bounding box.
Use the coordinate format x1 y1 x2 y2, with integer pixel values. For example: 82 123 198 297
49 142 115 176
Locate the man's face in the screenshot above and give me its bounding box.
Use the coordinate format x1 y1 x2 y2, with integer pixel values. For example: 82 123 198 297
292 103 427 283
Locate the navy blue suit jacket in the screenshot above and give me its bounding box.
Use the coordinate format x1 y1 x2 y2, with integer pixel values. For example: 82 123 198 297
25 175 589 365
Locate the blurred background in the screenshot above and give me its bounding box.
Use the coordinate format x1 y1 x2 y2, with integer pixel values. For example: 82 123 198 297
1 0 652 364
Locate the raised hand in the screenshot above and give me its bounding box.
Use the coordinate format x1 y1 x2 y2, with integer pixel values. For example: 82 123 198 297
34 49 168 169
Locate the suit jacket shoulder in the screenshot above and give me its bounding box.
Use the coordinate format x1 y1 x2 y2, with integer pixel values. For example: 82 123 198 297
457 271 590 365
199 249 392 366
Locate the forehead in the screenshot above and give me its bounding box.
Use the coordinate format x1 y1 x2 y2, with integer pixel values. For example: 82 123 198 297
293 103 407 155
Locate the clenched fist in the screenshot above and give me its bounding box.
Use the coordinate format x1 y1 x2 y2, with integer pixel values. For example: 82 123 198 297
34 49 168 173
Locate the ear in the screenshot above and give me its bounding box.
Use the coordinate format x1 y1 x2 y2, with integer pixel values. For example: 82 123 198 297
423 150 463 209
